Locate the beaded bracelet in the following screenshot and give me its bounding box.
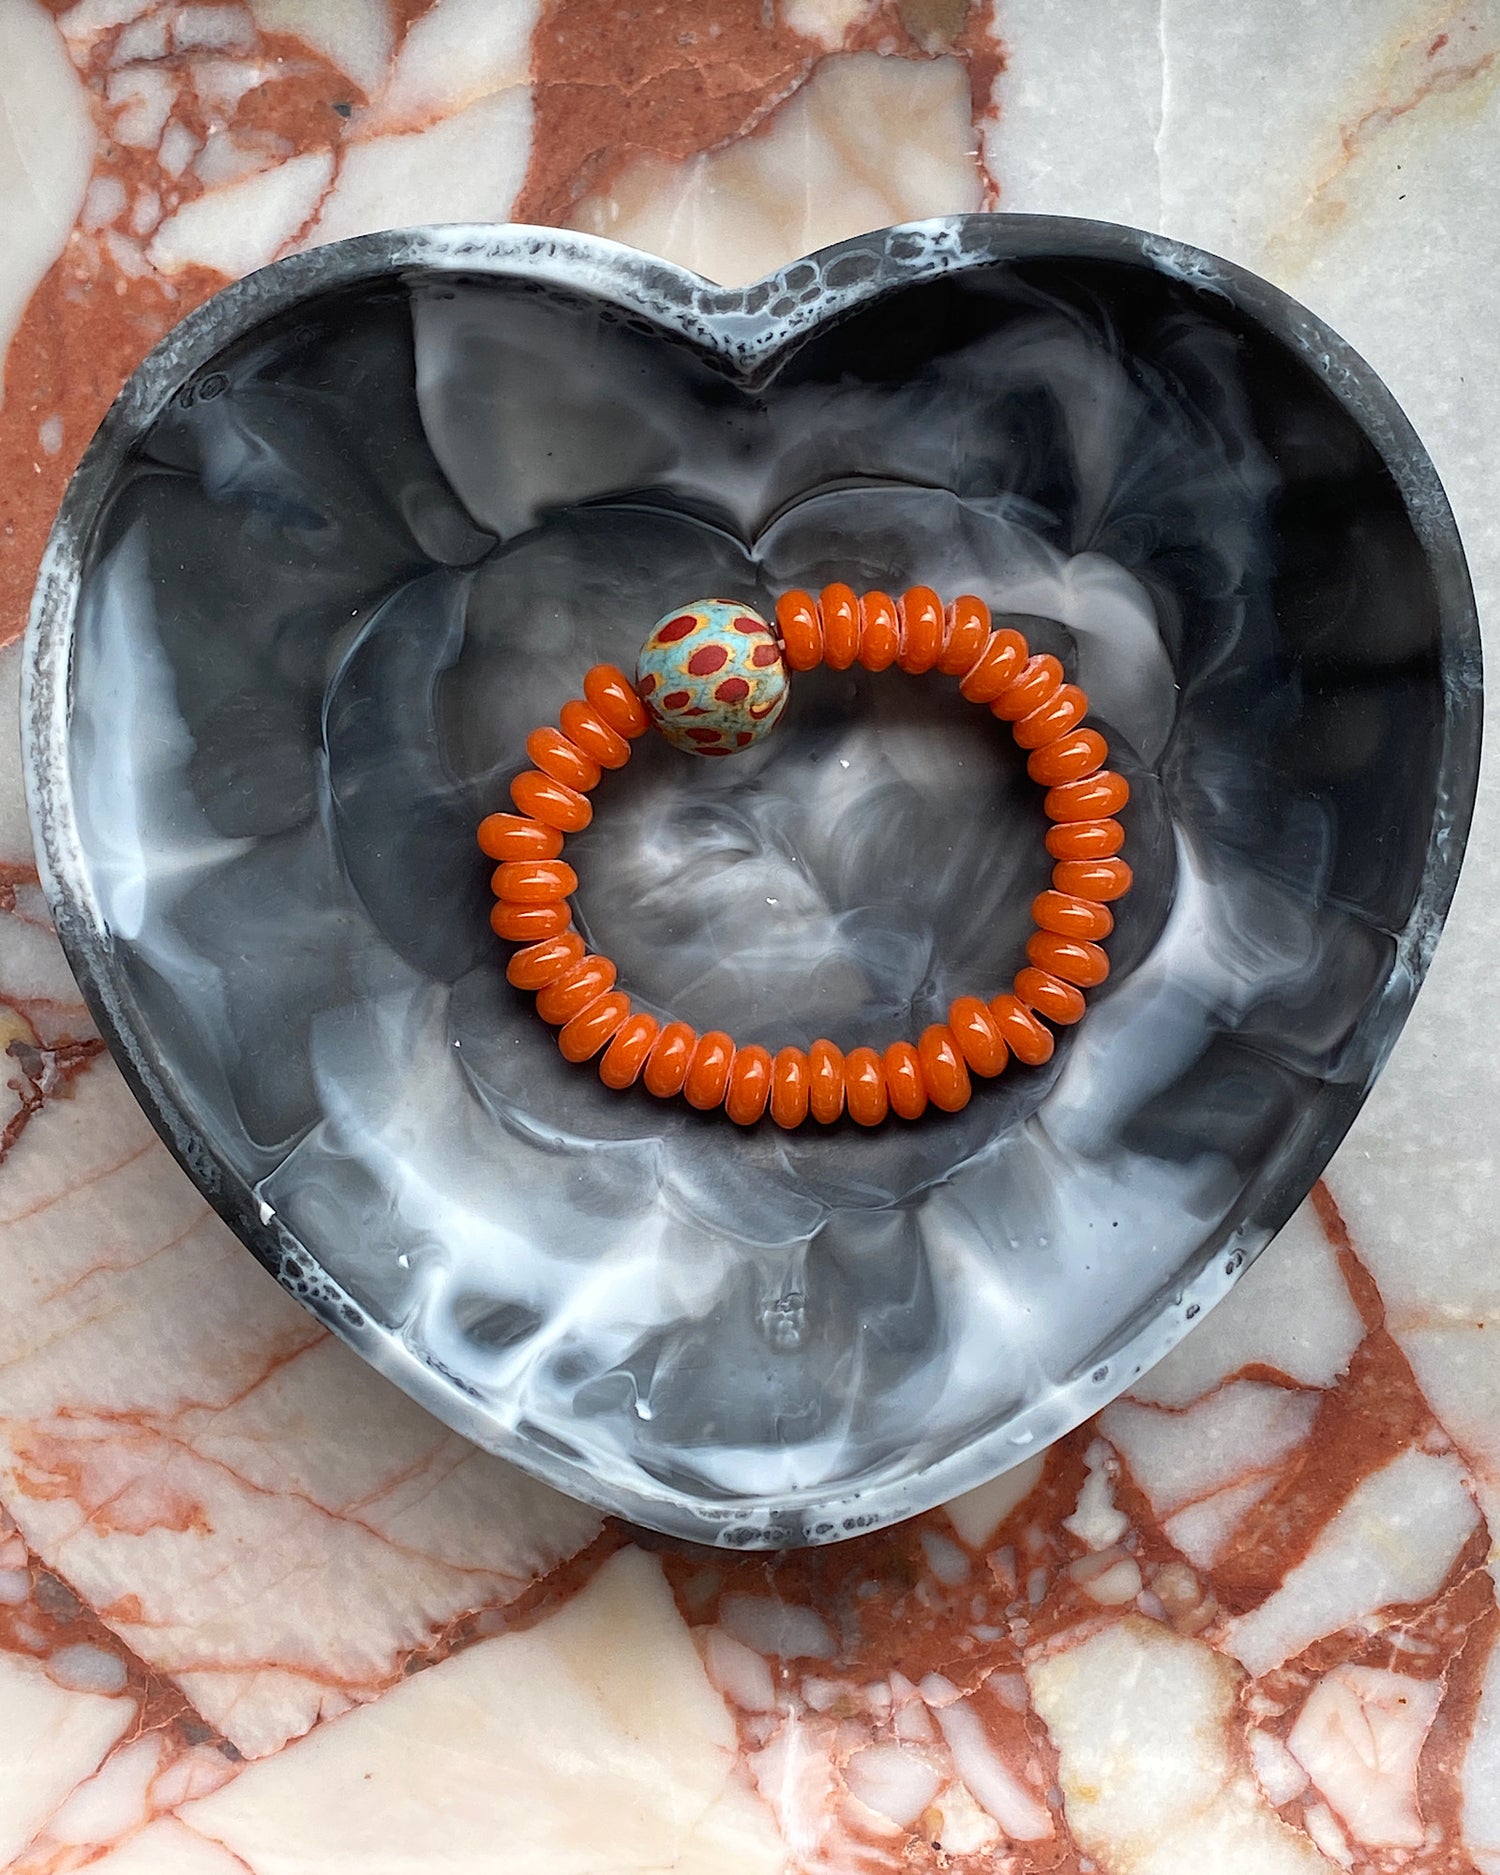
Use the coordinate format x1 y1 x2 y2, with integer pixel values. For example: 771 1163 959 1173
477 588 1131 1127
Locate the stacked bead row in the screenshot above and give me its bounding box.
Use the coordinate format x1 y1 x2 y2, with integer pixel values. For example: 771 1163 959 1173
478 589 1132 1126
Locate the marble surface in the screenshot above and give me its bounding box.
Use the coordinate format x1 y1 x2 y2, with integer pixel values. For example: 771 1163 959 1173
0 0 1496 1869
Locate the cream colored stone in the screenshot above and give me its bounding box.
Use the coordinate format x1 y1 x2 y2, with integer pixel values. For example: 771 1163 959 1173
1287 1665 1439 1849
361 0 537 133
306 88 532 247
1105 1382 1319 1518
944 1452 1046 1549
149 150 335 276
0 3 94 411
0 1651 132 1866
1029 1618 1334 1874
183 1547 786 1875
76 1817 250 1873
248 0 393 95
779 0 876 50
1164 1476 1277 1569
0 1061 596 1759
1225 1449 1479 1677
1128 1203 1364 1408
568 52 982 286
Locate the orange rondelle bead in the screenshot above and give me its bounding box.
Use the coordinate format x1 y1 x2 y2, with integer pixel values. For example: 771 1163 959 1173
897 587 944 674
1031 890 1113 940
685 1031 735 1109
535 954 617 1026
559 991 630 1063
726 1044 774 1125
490 899 571 942
1045 771 1130 822
599 1011 660 1089
993 653 1064 722
937 594 991 674
643 1021 696 1098
990 993 1056 1065
1013 683 1087 751
857 591 900 671
845 1048 889 1126
808 1039 846 1124
770 1048 810 1128
918 1025 972 1111
947 996 1008 1077
959 629 1028 702
511 769 592 832
491 858 578 903
526 726 601 793
506 931 586 990
560 698 631 769
1027 931 1110 988
1046 817 1125 861
1053 856 1134 902
478 812 563 861
821 583 860 670
1027 730 1107 788
883 1041 929 1119
1014 966 1087 1025
776 591 823 672
583 664 650 738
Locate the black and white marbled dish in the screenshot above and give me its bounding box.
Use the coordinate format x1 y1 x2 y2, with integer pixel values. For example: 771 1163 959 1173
24 220 1480 1544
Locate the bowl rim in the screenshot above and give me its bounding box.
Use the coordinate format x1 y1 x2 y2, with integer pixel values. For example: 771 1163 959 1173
22 212 1484 1546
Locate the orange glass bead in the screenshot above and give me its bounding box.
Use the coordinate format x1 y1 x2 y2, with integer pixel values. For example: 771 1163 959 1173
583 664 650 738
1031 890 1113 940
478 812 563 861
776 590 823 672
526 726 601 793
821 583 860 670
491 858 578 903
726 1044 774 1125
918 1024 972 1111
1012 683 1087 751
883 1041 929 1119
644 1020 696 1098
990 993 1056 1065
506 931 586 990
1045 771 1130 822
599 1011 660 1089
947 996 1008 1077
511 769 592 832
1014 966 1087 1025
958 628 1028 702
857 591 900 671
1027 931 1110 988
559 991 630 1063
535 954 617 1026
992 653 1064 722
937 594 992 674
844 1047 889 1126
1027 729 1107 788
1046 817 1125 861
685 1031 735 1110
808 1039 846 1124
1053 856 1133 902
897 587 944 674
490 899 571 941
560 698 631 769
770 1048 810 1128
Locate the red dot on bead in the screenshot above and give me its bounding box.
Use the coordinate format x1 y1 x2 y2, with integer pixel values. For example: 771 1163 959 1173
716 676 751 702
687 726 723 744
749 696 779 718
751 643 780 667
638 672 657 695
662 689 691 710
688 645 729 675
736 731 753 746
657 615 697 642
732 615 763 633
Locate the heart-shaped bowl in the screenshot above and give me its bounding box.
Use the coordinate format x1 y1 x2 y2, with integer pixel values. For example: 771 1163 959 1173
24 217 1480 1546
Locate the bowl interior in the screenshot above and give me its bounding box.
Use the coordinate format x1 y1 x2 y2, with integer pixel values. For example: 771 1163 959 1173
37 224 1477 1543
